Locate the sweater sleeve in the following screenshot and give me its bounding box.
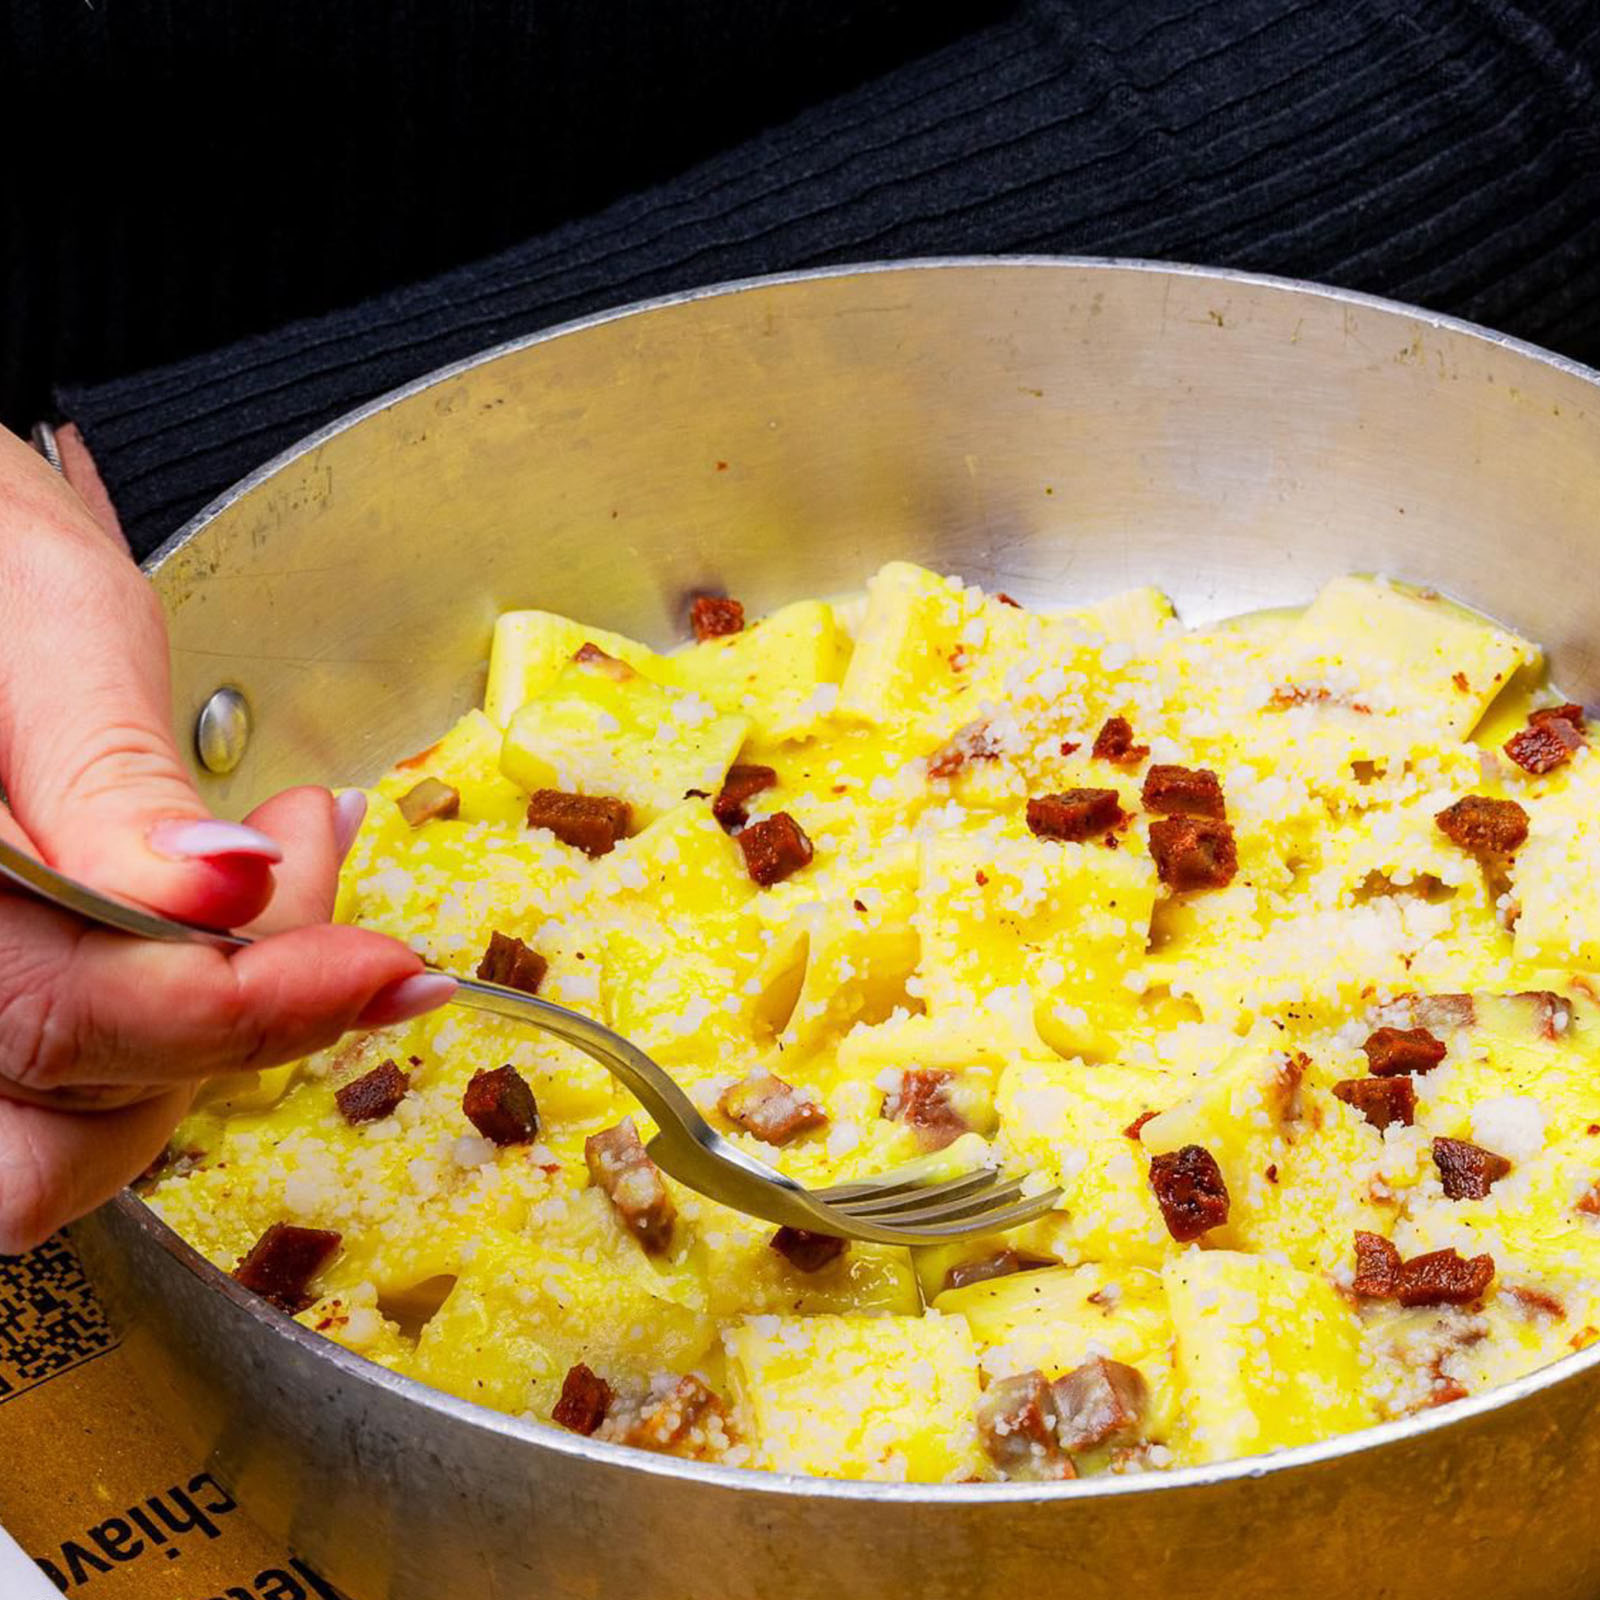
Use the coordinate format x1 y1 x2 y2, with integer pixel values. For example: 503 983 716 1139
57 0 1600 562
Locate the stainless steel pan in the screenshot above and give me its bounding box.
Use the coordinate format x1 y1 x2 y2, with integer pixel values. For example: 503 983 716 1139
72 260 1600 1600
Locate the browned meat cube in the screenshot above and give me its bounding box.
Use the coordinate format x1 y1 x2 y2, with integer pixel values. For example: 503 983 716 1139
624 1375 724 1452
233 1223 342 1314
1049 1357 1149 1453
1352 1231 1402 1298
525 789 632 857
462 1065 541 1146
396 777 460 827
1091 716 1148 765
1148 1144 1230 1241
1362 1026 1446 1077
1432 1136 1512 1200
690 595 745 641
1331 1075 1416 1130
335 1059 411 1125
769 1226 847 1272
712 763 777 830
478 931 547 995
585 1119 676 1255
572 641 635 679
1395 1247 1495 1307
881 1067 969 1151
1025 788 1125 842
476 930 548 995
719 1071 827 1145
552 1363 614 1435
738 811 814 886
1435 795 1529 853
942 1249 1052 1293
1148 816 1237 891
976 1371 1074 1479
1400 993 1476 1030
1140 764 1226 820
928 720 1002 780
1505 713 1583 774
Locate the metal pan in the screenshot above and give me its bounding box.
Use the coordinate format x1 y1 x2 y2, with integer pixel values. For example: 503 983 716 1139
72 260 1600 1600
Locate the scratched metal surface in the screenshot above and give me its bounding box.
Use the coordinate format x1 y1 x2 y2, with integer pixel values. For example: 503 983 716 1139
73 260 1600 1600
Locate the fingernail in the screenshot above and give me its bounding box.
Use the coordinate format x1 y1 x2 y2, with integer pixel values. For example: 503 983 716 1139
357 972 457 1028
149 819 284 864
332 790 368 862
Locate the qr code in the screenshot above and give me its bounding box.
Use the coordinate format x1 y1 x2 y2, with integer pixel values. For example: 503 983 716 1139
0 1236 118 1400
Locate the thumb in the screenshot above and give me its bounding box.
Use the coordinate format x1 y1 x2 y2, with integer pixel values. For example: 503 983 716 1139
0 430 277 928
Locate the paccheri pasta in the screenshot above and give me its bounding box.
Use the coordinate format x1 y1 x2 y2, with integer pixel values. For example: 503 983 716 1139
144 563 1600 1483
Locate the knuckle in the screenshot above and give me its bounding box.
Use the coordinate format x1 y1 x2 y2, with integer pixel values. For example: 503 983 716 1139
0 974 78 1093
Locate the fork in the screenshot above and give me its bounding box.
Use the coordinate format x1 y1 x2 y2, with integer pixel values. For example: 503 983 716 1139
0 835 1061 1246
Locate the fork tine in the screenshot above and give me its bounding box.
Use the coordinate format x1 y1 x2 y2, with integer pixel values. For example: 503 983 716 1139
849 1179 1028 1227
828 1168 998 1217
870 1188 1061 1241
813 1168 965 1204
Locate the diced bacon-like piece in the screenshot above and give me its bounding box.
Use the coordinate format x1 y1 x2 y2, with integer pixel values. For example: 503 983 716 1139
928 720 1002 780
719 1072 827 1145
572 641 635 679
585 1119 676 1254
525 789 631 857
1352 1231 1402 1298
1363 1026 1446 1077
1092 717 1148 766
625 1375 724 1452
1396 1248 1496 1308
882 1067 970 1150
396 777 460 827
476 930 547 995
233 1223 341 1314
1512 989 1571 1041
976 1371 1074 1480
462 1065 541 1146
552 1363 614 1435
1435 795 1529 854
1148 816 1237 891
335 1059 410 1125
943 1249 1052 1293
1399 993 1476 1031
1506 710 1584 775
1432 1136 1512 1200
770 1226 847 1272
690 595 745 641
712 763 778 829
738 811 814 886
1148 1144 1230 1241
1050 1357 1149 1454
1026 788 1126 842
1534 703 1586 732
1332 1075 1416 1130
1140 764 1226 820
1576 1182 1600 1217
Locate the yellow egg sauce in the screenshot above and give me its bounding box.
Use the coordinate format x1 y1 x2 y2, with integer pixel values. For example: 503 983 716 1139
146 564 1600 1483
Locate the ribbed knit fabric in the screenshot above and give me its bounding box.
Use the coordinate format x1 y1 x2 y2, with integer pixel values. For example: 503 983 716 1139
2 0 989 430
48 0 1600 561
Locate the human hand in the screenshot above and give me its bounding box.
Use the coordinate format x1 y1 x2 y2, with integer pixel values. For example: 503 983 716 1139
0 426 453 1251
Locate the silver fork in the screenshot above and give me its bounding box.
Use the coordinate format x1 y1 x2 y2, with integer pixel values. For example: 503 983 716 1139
0 836 1061 1246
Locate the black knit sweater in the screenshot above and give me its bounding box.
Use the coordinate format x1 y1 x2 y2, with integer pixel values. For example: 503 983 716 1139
6 0 1598 559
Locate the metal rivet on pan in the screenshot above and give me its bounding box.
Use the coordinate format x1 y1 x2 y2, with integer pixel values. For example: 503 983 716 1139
195 687 251 775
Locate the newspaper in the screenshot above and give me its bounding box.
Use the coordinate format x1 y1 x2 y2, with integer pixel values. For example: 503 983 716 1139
0 1234 351 1600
